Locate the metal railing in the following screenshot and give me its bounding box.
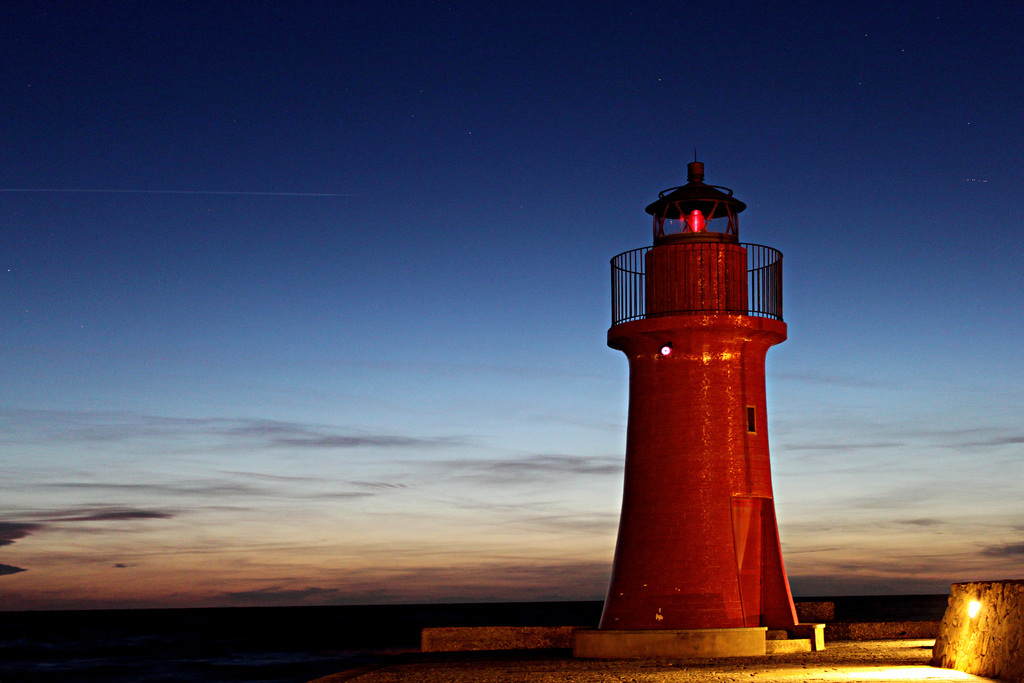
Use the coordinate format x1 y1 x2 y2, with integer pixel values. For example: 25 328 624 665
611 243 783 325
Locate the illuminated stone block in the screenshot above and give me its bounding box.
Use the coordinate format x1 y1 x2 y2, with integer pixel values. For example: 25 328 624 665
932 580 1024 682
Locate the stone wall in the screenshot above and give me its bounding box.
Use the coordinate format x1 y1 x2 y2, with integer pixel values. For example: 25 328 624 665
795 601 834 622
931 581 1024 682
828 620 938 640
422 626 575 652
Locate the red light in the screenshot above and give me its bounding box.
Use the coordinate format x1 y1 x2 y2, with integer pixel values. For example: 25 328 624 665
688 209 706 232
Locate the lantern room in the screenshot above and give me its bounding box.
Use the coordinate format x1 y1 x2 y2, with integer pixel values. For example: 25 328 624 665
647 161 746 243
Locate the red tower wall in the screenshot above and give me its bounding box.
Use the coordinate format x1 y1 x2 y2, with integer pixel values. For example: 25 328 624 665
645 241 748 316
600 240 797 632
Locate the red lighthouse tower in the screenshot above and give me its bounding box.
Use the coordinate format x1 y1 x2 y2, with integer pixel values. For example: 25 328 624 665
576 162 806 658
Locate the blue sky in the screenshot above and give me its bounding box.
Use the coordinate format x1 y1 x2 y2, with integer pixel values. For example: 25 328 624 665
1 1 1022 610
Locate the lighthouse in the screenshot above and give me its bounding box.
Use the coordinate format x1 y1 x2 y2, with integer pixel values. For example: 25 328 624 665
575 162 811 658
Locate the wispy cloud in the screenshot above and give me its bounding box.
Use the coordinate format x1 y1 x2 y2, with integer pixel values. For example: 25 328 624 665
0 508 175 576
43 481 268 497
43 508 174 522
216 470 321 483
312 492 377 500
960 435 1024 447
788 573 954 597
353 482 410 490
0 506 175 546
854 489 955 512
425 454 622 485
981 541 1024 558
773 372 894 389
33 474 385 507
778 422 1024 456
220 418 466 449
782 442 903 451
215 560 614 607
273 434 459 448
514 512 618 535
0 521 43 547
223 586 342 605
898 518 945 527
1 409 466 452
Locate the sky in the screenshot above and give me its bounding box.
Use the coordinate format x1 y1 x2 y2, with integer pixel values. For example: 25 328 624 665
2 1 1023 611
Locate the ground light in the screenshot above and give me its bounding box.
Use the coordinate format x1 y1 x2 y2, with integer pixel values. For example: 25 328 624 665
967 601 981 618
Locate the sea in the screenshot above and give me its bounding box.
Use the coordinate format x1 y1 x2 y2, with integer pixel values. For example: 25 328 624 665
0 596 949 683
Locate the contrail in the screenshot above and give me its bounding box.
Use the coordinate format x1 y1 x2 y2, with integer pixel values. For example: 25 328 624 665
0 188 353 197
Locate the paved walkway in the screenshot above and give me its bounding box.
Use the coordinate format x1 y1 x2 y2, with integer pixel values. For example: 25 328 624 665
311 640 997 683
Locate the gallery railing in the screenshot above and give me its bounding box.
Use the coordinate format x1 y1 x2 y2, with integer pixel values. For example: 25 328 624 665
610 243 783 326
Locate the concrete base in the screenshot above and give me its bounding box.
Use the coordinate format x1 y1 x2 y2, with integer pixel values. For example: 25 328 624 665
765 638 811 653
791 623 826 651
573 627 767 659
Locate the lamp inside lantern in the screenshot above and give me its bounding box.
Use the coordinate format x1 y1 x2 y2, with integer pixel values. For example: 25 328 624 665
687 209 706 232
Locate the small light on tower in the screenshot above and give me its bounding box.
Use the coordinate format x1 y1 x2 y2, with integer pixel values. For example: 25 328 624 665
660 342 673 356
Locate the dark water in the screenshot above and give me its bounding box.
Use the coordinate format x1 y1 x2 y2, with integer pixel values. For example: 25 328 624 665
0 597 948 683
0 601 603 683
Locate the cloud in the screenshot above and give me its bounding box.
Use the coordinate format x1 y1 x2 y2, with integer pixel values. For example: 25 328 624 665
313 492 377 500
781 545 845 555
836 485 946 511
773 372 893 389
217 470 320 483
0 507 176 575
354 482 409 490
477 455 621 477
44 481 268 497
0 521 43 547
898 428 1024 451
981 542 1024 558
1 409 463 452
782 442 903 452
899 518 945 527
960 435 1024 447
516 512 619 535
45 508 174 522
2 506 175 537
271 434 462 449
216 561 614 607
427 454 622 484
219 419 466 449
788 574 954 597
223 586 342 605
43 476 380 503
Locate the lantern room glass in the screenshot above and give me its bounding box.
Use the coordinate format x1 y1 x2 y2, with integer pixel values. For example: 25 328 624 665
654 209 737 239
